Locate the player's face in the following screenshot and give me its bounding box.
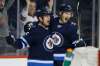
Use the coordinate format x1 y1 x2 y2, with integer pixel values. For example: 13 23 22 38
28 2 36 16
42 15 51 27
61 11 72 22
0 0 5 10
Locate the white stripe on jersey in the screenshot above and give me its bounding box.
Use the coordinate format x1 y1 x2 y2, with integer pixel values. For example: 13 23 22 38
28 59 54 64
20 36 30 48
21 41 26 49
53 54 65 57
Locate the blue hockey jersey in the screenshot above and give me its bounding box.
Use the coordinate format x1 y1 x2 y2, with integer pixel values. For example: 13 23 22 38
51 17 78 60
15 24 53 61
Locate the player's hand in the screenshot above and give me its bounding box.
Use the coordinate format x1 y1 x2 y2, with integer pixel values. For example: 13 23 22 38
73 38 86 47
76 40 85 47
6 34 15 46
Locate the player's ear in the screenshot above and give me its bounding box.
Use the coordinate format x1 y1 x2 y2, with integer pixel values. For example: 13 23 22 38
39 16 43 22
59 11 62 16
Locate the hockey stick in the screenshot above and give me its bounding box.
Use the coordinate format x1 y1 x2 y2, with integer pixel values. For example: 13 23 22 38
77 0 87 47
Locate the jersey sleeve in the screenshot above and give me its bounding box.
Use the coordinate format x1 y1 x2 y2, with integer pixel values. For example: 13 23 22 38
69 22 85 47
15 29 35 49
69 22 79 47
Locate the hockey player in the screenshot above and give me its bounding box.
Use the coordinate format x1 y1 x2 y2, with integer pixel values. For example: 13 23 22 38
6 9 54 66
51 4 80 66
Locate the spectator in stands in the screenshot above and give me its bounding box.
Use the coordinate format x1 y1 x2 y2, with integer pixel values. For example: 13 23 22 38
18 0 38 56
45 0 54 13
0 0 15 55
20 0 38 36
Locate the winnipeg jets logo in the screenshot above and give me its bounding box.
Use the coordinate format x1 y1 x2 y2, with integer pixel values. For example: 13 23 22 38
43 32 64 52
46 37 53 50
52 32 64 47
43 36 54 52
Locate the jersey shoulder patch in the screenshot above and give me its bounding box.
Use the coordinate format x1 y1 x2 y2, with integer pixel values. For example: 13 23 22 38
71 22 77 26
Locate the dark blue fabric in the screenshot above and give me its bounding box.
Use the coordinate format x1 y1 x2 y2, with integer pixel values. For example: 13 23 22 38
16 24 53 60
28 62 53 66
51 17 78 54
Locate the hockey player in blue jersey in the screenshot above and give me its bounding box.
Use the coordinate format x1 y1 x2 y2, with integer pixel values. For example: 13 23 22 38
50 4 82 66
6 9 54 66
